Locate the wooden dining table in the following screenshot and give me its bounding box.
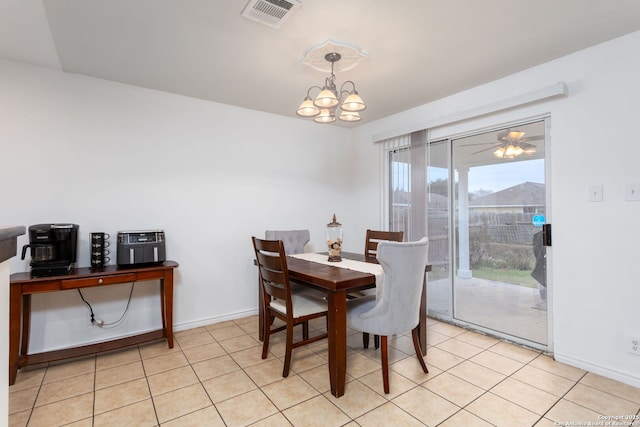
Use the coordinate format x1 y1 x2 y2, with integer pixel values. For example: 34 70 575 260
258 251 429 398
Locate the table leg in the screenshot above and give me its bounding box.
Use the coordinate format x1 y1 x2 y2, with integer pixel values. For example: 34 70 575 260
326 290 347 398
9 286 22 385
418 274 427 355
163 272 174 348
258 278 264 341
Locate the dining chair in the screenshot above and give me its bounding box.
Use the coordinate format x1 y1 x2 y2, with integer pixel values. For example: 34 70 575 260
252 237 328 377
347 237 429 394
364 229 404 261
265 229 310 255
361 229 404 349
264 229 324 298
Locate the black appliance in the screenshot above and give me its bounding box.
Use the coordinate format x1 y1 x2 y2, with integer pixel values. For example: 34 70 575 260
21 223 79 277
117 230 166 266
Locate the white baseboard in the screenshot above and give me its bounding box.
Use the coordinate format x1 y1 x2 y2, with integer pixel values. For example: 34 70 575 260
554 352 640 389
29 308 260 354
173 308 259 333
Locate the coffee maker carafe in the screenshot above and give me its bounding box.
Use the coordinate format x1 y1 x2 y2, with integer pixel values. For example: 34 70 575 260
21 224 79 277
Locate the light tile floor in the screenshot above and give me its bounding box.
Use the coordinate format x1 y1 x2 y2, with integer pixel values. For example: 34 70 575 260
8 316 640 426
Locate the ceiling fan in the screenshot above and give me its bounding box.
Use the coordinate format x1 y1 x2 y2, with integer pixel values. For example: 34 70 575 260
471 129 543 159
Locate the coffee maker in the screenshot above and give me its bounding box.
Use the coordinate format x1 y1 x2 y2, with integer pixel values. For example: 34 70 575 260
21 224 79 277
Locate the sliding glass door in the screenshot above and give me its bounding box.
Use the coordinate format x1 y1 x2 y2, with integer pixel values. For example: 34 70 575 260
452 120 548 346
388 119 550 349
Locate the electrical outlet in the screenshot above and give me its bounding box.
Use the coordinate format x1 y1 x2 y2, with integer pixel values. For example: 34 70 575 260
628 335 640 356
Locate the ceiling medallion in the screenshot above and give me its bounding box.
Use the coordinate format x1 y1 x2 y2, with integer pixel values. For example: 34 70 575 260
300 39 368 73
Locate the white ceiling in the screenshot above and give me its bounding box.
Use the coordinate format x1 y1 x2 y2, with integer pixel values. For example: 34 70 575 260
2 0 640 126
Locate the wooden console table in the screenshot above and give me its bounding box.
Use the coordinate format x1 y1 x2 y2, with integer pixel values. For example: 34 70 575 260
9 260 179 385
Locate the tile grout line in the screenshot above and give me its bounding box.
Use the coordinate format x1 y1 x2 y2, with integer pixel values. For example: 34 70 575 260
537 370 589 424
138 343 162 427
11 316 640 426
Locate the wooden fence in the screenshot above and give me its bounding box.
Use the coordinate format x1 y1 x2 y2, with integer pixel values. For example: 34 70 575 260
391 209 542 269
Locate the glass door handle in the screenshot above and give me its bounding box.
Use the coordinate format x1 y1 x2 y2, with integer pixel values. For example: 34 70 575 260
542 224 552 246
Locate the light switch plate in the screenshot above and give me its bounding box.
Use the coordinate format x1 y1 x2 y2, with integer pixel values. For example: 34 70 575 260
587 184 603 202
625 183 640 201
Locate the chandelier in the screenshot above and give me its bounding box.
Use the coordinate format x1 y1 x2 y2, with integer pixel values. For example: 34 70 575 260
296 52 366 123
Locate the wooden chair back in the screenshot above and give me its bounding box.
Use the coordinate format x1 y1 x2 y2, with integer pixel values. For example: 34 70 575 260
252 236 328 377
253 237 292 314
365 229 404 261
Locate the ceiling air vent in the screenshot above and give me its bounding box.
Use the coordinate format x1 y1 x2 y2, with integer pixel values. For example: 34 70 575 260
241 0 301 29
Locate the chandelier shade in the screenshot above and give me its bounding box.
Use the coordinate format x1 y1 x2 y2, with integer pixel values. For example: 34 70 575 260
338 110 361 122
296 97 320 117
296 52 366 123
314 108 336 123
314 88 340 108
340 91 366 112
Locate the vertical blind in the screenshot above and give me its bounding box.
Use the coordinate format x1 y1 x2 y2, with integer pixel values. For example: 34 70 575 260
379 131 427 240
379 134 410 234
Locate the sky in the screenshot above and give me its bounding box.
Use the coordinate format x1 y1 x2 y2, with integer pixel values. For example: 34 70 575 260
394 158 545 194
466 159 544 193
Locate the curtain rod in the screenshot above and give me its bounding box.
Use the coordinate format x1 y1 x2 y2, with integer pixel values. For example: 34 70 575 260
372 82 568 142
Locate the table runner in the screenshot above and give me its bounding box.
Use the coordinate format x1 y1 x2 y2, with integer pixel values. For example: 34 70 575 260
290 252 384 286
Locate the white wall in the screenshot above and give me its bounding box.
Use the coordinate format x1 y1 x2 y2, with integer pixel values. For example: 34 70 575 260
0 59 356 352
353 31 640 387
3 30 640 389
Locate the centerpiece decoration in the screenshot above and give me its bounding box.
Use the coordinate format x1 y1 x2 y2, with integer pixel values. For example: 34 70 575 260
326 214 343 262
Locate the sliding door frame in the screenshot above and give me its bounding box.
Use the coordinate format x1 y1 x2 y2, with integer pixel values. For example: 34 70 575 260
382 115 553 352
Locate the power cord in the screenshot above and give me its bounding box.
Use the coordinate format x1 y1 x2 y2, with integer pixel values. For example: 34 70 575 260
77 284 135 328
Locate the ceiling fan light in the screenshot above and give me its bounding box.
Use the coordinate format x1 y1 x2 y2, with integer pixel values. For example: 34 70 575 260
314 89 339 108
296 98 320 117
338 110 361 122
341 91 366 112
503 144 523 158
507 131 526 140
313 108 336 123
493 147 505 158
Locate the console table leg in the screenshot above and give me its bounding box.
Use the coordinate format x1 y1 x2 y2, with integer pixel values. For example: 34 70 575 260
21 294 31 357
163 273 174 348
9 286 21 385
160 280 167 337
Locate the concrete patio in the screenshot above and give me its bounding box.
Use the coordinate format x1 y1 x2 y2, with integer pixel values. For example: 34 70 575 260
427 275 548 346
